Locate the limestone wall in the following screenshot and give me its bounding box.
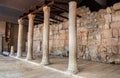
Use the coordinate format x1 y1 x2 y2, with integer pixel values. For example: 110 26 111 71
33 25 43 53
33 2 120 64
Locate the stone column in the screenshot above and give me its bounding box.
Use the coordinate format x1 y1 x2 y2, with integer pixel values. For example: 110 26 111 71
10 46 14 56
26 14 35 60
67 1 78 74
41 6 50 65
16 19 24 58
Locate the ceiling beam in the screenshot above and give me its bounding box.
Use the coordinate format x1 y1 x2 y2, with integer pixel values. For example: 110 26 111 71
35 18 58 23
52 4 81 18
50 16 63 22
35 13 63 22
51 13 68 19
52 4 68 12
20 0 54 19
54 1 68 5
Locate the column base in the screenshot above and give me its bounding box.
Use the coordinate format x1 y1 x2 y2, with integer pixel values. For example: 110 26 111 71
10 54 14 56
66 68 79 74
40 60 50 65
26 57 33 61
16 55 22 58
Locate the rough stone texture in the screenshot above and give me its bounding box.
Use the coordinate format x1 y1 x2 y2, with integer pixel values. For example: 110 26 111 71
113 2 120 10
0 21 6 52
33 2 120 64
0 34 2 52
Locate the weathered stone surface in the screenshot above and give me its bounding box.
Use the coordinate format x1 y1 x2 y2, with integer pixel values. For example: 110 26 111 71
112 29 119 38
111 38 118 45
107 54 120 64
32 2 120 64
106 7 112 13
104 14 112 23
110 22 120 28
88 46 98 62
112 12 120 21
113 2 120 10
98 45 107 62
101 29 112 39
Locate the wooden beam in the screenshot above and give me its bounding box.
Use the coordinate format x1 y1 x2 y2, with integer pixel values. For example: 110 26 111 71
52 4 81 18
34 12 43 15
35 14 63 22
51 13 68 19
50 20 58 23
21 0 54 19
35 18 58 24
50 16 63 22
52 4 68 12
54 1 68 5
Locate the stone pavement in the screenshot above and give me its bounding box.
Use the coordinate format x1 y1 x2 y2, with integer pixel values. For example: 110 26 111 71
0 55 73 78
0 55 120 78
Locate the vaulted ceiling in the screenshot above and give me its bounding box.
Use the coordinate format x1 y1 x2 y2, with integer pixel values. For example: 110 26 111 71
0 0 119 24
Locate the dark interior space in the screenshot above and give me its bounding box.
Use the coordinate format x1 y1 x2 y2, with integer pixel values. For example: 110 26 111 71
78 0 120 11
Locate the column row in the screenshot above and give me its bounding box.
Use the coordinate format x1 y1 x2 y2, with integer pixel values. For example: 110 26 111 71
16 1 78 74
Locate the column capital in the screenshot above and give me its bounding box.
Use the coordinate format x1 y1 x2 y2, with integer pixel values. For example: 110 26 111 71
18 19 24 25
43 6 50 12
69 0 77 2
69 0 77 5
28 13 35 20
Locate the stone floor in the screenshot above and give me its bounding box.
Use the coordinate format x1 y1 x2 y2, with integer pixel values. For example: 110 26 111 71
0 55 73 78
0 54 120 78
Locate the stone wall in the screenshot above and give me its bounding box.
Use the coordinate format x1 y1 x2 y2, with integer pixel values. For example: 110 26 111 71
0 21 6 52
0 34 2 52
33 25 43 53
33 2 120 64
0 21 20 53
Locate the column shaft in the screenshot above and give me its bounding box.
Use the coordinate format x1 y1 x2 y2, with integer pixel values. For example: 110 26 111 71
16 19 24 58
10 46 14 56
26 14 35 60
67 1 78 74
41 6 50 65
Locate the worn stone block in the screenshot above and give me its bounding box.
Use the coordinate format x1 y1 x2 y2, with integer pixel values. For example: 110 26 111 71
62 22 68 29
112 14 120 22
58 23 63 30
110 22 120 28
88 45 98 62
112 29 119 38
111 45 119 54
102 39 112 46
104 14 112 23
104 23 110 29
102 29 112 39
81 32 88 45
113 2 120 10
106 7 112 13
107 54 120 64
111 38 119 45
